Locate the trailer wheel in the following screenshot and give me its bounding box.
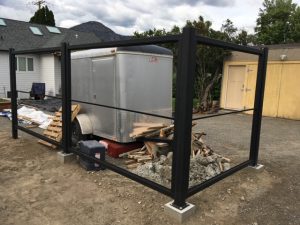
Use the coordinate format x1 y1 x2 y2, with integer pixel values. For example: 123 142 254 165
72 118 88 146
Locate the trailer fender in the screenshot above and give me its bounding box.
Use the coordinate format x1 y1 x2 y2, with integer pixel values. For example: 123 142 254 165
75 114 93 135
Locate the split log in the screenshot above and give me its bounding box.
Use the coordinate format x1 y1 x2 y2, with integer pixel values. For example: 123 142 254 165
118 148 141 158
127 163 142 169
125 159 136 165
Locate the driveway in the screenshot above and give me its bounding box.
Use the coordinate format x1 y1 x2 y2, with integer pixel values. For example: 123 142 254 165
0 114 299 225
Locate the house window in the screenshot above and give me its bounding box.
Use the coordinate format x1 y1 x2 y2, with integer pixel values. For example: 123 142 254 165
15 57 18 71
16 57 34 72
29 26 43 35
46 26 61 34
27 58 34 71
18 57 26 71
0 18 6 26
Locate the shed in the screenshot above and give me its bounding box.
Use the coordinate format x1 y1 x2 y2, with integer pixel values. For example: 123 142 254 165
220 44 300 120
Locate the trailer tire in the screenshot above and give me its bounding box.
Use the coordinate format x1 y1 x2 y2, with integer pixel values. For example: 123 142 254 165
72 118 88 146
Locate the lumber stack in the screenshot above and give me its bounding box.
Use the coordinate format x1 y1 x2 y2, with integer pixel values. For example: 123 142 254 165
120 147 153 169
191 132 231 172
120 123 175 169
131 123 174 158
38 104 80 148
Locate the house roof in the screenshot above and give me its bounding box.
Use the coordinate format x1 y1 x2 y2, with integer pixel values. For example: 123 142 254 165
0 18 101 51
226 43 300 62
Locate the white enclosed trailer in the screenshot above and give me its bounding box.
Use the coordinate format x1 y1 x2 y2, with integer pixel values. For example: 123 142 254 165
71 45 173 143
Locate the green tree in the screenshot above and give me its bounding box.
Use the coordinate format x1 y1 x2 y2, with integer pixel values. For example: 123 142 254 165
220 19 238 41
188 17 232 111
235 30 257 46
30 5 55 26
255 0 300 44
134 17 251 112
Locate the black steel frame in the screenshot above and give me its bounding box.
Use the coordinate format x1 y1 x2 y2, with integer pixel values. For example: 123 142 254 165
9 27 268 209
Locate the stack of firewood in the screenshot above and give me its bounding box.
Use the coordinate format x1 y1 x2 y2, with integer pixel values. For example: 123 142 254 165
191 132 213 158
191 132 231 172
129 124 232 185
130 122 174 158
119 147 152 169
123 121 232 171
119 123 174 169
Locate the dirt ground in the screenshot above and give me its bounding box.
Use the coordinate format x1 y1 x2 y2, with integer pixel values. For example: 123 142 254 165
0 114 299 225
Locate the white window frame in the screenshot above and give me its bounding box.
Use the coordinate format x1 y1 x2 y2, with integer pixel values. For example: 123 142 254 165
16 57 34 72
27 58 34 71
18 57 26 72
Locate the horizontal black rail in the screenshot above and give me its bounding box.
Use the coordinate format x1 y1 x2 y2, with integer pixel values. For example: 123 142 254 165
17 90 62 100
69 35 181 51
196 35 262 55
187 160 251 197
8 28 268 209
14 47 61 55
71 147 173 197
192 108 254 121
17 125 61 147
72 99 174 120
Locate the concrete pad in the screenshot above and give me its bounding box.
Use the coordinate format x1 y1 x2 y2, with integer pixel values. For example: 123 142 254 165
164 201 196 223
57 151 76 164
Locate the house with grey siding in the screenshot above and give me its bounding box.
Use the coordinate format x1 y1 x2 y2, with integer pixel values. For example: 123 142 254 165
0 18 101 98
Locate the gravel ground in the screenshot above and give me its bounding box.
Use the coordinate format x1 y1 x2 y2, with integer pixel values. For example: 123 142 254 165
0 114 299 225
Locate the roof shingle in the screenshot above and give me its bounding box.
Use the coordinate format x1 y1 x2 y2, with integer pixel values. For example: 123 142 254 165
0 18 101 51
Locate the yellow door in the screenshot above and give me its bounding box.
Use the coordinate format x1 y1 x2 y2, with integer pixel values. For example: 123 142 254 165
277 64 300 120
225 65 246 109
245 63 282 117
244 64 257 110
263 64 282 117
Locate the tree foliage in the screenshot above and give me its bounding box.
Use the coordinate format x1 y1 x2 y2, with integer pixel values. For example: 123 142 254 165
133 0 300 111
134 16 253 112
29 5 55 26
255 0 300 44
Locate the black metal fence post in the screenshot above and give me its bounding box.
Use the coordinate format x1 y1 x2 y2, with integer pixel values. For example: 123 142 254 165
249 47 269 166
171 27 197 209
9 48 18 139
7 33 268 202
61 43 72 153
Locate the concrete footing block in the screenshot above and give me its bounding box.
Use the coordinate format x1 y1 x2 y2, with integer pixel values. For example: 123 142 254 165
57 151 76 164
164 201 196 223
249 164 265 172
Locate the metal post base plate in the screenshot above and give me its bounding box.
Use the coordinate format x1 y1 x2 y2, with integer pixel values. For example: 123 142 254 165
57 151 76 164
164 201 196 223
249 164 265 171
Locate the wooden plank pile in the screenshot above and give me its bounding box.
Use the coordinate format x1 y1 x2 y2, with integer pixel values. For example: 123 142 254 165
120 122 175 169
38 104 81 148
191 132 231 172
17 114 40 128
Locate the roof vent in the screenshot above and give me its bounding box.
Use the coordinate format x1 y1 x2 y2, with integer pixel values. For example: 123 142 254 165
30 26 43 36
280 54 287 61
0 18 6 26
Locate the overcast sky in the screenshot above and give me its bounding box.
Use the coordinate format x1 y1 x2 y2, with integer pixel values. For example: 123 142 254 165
1 0 300 35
